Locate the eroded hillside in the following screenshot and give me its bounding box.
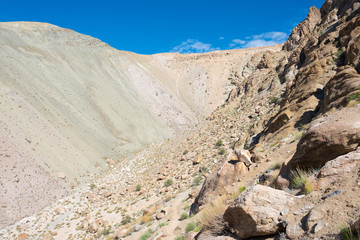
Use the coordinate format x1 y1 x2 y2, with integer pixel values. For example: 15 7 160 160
1 0 360 239
0 22 280 228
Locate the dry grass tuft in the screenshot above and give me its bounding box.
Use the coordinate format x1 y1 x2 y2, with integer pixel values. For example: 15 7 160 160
196 196 228 234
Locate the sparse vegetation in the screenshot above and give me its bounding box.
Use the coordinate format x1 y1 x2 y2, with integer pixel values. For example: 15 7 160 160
192 176 203 186
164 179 173 187
90 183 96 190
179 212 188 221
196 196 228 234
340 225 359 240
136 184 142 191
158 221 169 228
174 236 185 240
289 168 317 194
183 150 189 155
269 96 280 104
268 162 281 171
121 215 132 225
185 222 196 233
139 228 153 240
347 92 360 102
184 204 190 210
215 139 223 147
218 148 226 155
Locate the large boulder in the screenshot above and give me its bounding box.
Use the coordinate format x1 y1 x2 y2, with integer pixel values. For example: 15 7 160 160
314 150 360 189
191 152 247 212
223 185 293 238
279 105 360 180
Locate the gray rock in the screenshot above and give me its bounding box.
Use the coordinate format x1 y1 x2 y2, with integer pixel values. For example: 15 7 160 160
224 185 293 238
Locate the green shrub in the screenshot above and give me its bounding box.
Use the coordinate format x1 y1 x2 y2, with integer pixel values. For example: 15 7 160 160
347 92 360 102
215 139 223 147
340 225 358 240
192 176 202 186
140 228 153 240
174 236 185 240
179 212 188 221
183 150 189 155
269 96 280 104
158 221 169 228
136 184 142 191
121 215 132 225
289 168 317 194
185 222 196 233
184 204 190 210
268 162 281 171
164 179 173 187
218 148 226 155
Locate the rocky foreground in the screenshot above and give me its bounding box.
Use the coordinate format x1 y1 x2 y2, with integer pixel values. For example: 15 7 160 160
1 0 360 239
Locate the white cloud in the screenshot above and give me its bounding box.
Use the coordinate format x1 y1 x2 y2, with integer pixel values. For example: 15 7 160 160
229 39 246 47
170 39 220 54
229 31 288 49
219 36 225 40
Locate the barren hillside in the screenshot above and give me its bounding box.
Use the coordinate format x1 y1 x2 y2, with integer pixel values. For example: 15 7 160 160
0 22 280 228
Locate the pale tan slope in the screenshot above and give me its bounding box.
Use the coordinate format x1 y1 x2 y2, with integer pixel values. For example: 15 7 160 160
0 21 280 228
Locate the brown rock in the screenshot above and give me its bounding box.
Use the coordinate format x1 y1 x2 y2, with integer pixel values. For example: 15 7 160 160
234 149 252 165
55 206 65 214
193 155 203 165
223 185 293 238
17 233 27 240
192 157 247 209
279 105 360 178
106 158 115 166
155 212 165 220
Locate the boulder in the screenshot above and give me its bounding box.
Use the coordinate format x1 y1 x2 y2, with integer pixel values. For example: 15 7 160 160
315 151 360 189
279 105 360 179
191 153 247 211
223 185 293 238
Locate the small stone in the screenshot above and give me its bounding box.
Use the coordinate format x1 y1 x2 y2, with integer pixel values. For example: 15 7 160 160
193 155 203 165
55 206 66 214
313 221 323 233
286 223 304 239
57 172 66 179
17 233 27 240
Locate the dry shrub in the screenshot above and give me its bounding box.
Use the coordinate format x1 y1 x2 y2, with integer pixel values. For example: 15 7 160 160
196 195 228 234
139 214 154 225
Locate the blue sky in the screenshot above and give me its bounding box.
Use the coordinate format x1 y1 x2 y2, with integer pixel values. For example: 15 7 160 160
0 0 325 54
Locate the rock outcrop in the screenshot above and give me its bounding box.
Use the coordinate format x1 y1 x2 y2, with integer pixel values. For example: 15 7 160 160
223 185 293 238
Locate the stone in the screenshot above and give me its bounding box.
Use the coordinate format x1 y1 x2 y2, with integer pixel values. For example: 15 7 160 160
305 207 324 232
235 149 252 165
286 223 304 239
17 233 27 240
55 206 65 214
193 155 203 165
223 185 293 238
57 172 66 179
315 152 360 189
106 158 115 166
279 105 360 178
155 212 165 220
191 156 247 211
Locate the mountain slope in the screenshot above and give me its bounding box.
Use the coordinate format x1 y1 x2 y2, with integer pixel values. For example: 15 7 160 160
0 22 280 228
